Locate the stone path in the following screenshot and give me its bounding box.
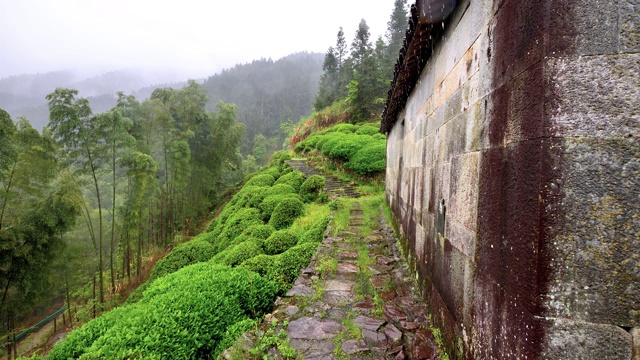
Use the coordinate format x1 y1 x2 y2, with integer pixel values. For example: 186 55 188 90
270 202 440 359
286 159 361 198
223 161 440 359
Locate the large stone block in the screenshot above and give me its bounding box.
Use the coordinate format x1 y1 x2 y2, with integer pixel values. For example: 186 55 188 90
547 54 640 138
546 137 640 326
620 0 640 53
543 319 633 359
548 0 619 56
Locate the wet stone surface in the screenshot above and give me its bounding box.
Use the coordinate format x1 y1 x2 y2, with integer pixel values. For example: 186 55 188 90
225 161 440 359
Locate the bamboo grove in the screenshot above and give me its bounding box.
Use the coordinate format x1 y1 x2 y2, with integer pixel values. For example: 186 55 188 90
0 80 245 335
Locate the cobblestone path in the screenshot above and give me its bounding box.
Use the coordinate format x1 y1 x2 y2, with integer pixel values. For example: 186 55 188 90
224 160 441 359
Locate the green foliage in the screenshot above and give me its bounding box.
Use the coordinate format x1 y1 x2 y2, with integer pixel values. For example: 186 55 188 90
327 134 371 162
262 166 282 180
274 171 305 192
268 197 305 230
272 243 319 292
345 143 387 175
355 124 380 136
265 184 297 197
299 175 326 203
49 264 277 360
270 150 291 167
214 239 264 267
242 224 276 240
332 123 358 133
294 123 387 177
263 230 299 255
213 318 257 358
299 216 331 244
213 208 264 253
259 193 302 222
149 239 215 281
239 254 276 277
233 185 288 209
245 174 276 187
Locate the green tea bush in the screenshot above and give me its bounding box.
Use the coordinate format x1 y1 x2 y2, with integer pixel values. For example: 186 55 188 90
263 230 299 255
206 204 240 235
213 208 263 253
332 123 357 133
149 240 215 282
239 254 276 277
345 143 387 175
327 134 371 162
299 175 325 203
49 264 277 360
269 243 319 293
242 224 276 240
268 197 305 230
269 151 291 167
245 174 276 187
216 240 264 266
320 133 343 157
259 193 302 222
227 186 269 209
262 166 281 180
372 133 386 140
299 216 330 244
266 183 297 196
212 318 257 358
355 124 380 136
274 171 305 192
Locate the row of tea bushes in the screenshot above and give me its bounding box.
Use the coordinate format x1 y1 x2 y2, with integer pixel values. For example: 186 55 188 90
50 152 331 359
293 123 386 176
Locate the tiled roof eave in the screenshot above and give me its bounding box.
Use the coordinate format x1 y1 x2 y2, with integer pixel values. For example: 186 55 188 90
380 2 446 134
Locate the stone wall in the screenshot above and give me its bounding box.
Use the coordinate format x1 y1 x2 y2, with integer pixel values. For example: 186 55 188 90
384 0 639 358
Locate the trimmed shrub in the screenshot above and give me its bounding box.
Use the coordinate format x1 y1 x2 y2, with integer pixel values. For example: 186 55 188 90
355 124 380 136
269 243 319 293
332 123 357 133
245 174 275 187
149 240 215 282
299 175 325 203
242 224 276 240
213 318 257 358
259 193 302 222
228 186 270 209
239 254 276 277
320 134 343 157
372 133 386 141
268 197 305 230
327 134 371 162
213 208 263 253
299 216 331 244
216 240 264 266
207 204 240 236
266 183 297 195
49 264 277 360
263 230 299 255
262 166 281 180
274 171 305 192
345 143 387 175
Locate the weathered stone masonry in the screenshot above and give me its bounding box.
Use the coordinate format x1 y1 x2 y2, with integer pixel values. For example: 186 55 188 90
382 0 639 359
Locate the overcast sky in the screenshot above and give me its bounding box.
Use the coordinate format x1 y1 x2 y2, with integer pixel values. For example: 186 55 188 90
0 0 396 79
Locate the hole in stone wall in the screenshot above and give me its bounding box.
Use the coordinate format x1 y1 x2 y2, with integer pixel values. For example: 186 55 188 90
437 199 446 237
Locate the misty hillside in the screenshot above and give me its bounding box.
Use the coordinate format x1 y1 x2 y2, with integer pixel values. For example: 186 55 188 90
203 52 324 152
0 69 193 129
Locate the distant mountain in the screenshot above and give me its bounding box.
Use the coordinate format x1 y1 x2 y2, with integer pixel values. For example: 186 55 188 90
0 52 324 137
0 69 195 129
203 51 324 152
